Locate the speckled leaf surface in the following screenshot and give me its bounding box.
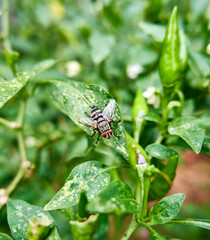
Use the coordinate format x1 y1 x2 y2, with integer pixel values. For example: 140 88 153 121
87 180 140 214
7 199 61 240
43 79 128 160
168 117 205 154
169 218 210 230
0 72 30 109
145 144 177 159
148 193 185 225
44 161 112 211
0 233 13 240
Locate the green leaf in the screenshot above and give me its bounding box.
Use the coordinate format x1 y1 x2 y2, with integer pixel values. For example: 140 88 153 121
143 112 162 125
145 144 178 159
139 22 166 43
70 215 98 240
42 79 128 159
168 117 205 154
0 233 13 240
44 161 112 210
87 180 140 214
0 72 30 109
148 193 185 225
89 31 115 65
7 199 61 240
30 59 57 79
168 218 210 230
149 155 179 201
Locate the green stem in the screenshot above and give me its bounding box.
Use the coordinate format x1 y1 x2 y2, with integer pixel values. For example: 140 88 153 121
140 177 150 219
0 100 29 210
1 0 12 52
137 221 162 239
113 214 121 240
136 180 143 219
120 216 138 240
0 117 20 129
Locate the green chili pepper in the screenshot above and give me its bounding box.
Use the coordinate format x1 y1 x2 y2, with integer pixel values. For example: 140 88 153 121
70 215 98 240
159 6 181 87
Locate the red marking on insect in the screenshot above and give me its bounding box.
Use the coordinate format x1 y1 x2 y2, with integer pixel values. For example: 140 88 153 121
109 130 113 135
102 132 107 138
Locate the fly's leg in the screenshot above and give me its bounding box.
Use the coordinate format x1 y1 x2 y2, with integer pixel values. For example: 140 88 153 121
91 129 97 138
95 132 101 144
85 112 91 118
112 120 121 124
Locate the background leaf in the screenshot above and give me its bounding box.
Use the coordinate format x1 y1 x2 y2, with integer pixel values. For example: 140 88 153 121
168 117 205 154
44 161 112 210
145 144 178 159
7 199 61 240
149 155 179 200
89 31 115 65
87 180 140 214
148 193 185 225
43 79 129 159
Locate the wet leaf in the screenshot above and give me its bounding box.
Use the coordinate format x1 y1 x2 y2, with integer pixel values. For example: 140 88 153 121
87 180 140 214
148 193 185 225
0 72 30 109
44 161 112 210
42 79 128 160
7 199 61 240
168 117 205 154
145 144 178 159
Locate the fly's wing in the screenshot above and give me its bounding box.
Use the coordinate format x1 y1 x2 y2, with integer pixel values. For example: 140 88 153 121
102 99 116 122
78 117 93 128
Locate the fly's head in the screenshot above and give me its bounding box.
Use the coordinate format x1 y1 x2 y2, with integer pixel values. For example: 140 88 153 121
102 130 113 139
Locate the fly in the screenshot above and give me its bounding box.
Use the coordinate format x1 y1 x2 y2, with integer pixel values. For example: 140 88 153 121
78 100 120 143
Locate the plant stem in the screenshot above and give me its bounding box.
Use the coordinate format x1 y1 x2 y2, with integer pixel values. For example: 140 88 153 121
0 100 30 210
1 0 12 52
0 117 19 129
113 214 121 240
121 216 138 240
140 176 150 219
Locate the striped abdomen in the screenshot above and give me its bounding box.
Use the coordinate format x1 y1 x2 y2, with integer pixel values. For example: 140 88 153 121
91 107 103 120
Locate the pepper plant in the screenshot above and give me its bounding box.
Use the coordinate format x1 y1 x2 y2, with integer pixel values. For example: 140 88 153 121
0 1 210 240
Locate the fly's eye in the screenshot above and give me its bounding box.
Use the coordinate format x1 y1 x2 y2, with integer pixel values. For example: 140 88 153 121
102 132 107 138
109 130 113 135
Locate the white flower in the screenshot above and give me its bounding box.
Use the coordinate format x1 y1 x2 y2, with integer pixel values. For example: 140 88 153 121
126 64 144 79
143 86 160 109
66 61 81 78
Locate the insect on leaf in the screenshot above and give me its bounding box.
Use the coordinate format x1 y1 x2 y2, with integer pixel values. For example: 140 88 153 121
42 79 129 160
